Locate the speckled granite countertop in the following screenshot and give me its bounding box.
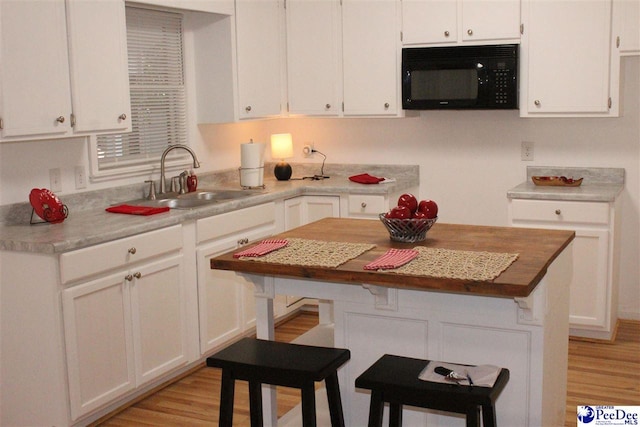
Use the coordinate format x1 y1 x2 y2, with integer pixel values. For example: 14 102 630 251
0 163 418 254
507 166 624 202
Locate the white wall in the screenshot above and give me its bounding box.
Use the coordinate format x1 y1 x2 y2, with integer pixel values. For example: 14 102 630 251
0 58 637 319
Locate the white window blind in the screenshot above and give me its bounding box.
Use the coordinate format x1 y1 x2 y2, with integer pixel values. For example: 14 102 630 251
96 6 186 169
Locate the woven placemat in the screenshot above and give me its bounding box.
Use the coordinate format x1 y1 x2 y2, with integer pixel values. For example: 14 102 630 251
239 238 375 268
392 247 519 281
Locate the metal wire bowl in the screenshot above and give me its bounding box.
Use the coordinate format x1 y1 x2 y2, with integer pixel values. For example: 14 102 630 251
379 213 438 243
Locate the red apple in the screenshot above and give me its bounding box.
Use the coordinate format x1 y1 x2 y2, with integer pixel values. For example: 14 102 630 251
397 193 418 213
412 211 429 219
386 205 412 219
418 199 438 219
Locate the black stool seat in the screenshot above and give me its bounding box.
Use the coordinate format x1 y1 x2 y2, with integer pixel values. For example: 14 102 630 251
206 338 350 427
355 354 509 427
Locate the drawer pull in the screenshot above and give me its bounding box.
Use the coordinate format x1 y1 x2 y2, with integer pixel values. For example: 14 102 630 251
361 202 367 208
128 247 137 255
555 209 562 215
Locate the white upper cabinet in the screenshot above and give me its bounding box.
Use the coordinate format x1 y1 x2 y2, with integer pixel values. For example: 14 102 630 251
521 0 612 116
612 0 640 55
235 0 283 119
342 0 399 116
0 0 131 140
66 0 131 134
0 0 72 139
286 0 341 116
402 0 521 46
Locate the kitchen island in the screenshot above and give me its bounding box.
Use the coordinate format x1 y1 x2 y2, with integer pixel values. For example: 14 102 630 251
211 218 575 427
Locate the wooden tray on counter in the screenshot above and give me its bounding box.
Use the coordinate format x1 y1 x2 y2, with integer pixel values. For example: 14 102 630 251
532 176 583 187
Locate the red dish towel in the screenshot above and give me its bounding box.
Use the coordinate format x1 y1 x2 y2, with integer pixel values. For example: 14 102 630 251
233 239 289 258
364 248 419 270
106 204 170 216
349 173 385 184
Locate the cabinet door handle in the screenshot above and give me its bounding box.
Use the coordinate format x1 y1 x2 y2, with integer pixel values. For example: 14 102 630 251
325 104 331 110
361 202 367 208
56 116 65 123
444 30 450 37
384 103 390 109
467 29 473 36
133 272 142 279
119 113 127 121
245 106 252 112
125 274 133 281
128 247 137 254
534 100 541 107
555 209 562 215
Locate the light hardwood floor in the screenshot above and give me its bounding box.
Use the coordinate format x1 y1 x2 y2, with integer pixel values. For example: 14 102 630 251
96 312 639 426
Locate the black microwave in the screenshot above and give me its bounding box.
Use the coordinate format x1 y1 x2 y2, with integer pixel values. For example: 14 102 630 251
402 44 518 110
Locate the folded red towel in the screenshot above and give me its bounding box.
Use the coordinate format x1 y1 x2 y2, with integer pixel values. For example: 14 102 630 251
106 204 170 216
364 248 419 270
349 173 385 184
233 239 289 258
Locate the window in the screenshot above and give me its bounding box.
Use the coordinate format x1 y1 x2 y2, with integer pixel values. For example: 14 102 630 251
96 6 187 171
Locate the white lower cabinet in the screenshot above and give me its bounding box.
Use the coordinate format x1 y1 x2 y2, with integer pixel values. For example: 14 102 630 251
284 195 341 229
508 198 621 340
196 202 282 355
60 225 188 420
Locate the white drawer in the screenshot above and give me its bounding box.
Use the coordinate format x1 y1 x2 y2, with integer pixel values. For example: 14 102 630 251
510 199 610 224
60 225 183 284
197 202 276 243
348 194 387 216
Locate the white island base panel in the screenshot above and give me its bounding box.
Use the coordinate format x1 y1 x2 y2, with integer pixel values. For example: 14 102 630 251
248 243 572 427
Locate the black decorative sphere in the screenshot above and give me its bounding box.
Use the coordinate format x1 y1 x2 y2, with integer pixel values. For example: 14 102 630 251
274 162 292 181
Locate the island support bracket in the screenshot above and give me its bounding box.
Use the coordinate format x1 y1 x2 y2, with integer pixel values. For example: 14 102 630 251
362 284 398 311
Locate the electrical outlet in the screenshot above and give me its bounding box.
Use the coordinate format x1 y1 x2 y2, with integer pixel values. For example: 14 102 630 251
49 168 62 192
521 141 534 161
75 165 87 189
303 143 314 157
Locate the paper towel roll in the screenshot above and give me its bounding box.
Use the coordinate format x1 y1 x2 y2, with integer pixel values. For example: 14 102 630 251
241 142 265 169
240 142 265 187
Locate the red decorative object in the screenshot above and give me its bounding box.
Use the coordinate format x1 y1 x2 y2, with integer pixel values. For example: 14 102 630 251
29 188 68 224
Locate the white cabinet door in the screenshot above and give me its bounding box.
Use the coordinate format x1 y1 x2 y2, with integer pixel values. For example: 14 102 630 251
342 0 398 116
0 0 72 139
62 253 187 420
62 272 135 420
461 0 520 42
235 0 283 119
402 0 458 45
522 0 612 115
130 255 188 386
612 0 640 55
284 195 340 230
286 0 341 115
65 0 131 133
402 0 520 45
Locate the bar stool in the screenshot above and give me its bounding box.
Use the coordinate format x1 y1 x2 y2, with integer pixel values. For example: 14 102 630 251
206 338 350 427
355 354 509 427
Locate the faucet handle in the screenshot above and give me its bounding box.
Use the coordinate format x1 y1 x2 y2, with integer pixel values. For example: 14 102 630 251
145 180 157 200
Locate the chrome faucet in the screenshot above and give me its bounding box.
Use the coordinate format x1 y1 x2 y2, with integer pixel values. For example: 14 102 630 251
159 144 201 194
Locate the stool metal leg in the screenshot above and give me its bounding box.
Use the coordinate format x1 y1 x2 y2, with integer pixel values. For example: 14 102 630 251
389 403 403 427
465 405 481 427
219 370 235 427
301 382 317 427
325 372 346 427
367 391 384 427
482 404 497 427
248 380 263 427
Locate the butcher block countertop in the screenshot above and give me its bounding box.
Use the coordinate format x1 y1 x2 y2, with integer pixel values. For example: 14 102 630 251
210 217 575 298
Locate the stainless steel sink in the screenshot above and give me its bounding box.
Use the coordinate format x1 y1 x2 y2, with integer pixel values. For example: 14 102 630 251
121 188 263 210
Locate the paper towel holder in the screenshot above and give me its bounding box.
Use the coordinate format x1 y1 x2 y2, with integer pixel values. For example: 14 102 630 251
238 166 266 189
271 133 293 181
